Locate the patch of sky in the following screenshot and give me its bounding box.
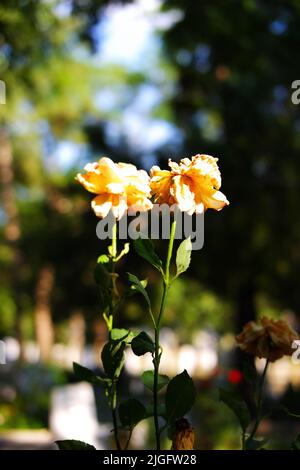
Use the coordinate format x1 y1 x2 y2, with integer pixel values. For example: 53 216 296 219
140 153 158 170
105 111 181 154
95 83 162 114
92 0 183 72
48 0 183 169
53 0 73 19
95 86 131 113
43 131 89 173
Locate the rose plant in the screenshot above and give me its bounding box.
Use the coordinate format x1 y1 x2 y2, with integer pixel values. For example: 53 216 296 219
55 154 300 451
220 317 300 450
56 153 230 450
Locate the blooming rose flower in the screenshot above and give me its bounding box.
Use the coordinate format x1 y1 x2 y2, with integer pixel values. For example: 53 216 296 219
76 157 152 219
171 418 195 450
150 154 229 214
236 316 298 362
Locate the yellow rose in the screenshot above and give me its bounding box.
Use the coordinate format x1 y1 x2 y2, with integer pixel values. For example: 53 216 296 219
171 418 195 450
150 154 229 214
236 316 298 362
76 157 152 220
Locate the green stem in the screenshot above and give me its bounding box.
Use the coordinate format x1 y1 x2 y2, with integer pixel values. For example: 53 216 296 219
108 221 121 450
248 358 269 443
165 219 177 286
242 431 246 450
153 301 164 451
108 221 118 331
153 219 177 450
124 429 133 450
111 222 117 259
111 379 121 450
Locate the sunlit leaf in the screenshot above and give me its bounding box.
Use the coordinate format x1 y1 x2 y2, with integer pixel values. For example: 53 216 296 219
176 237 192 277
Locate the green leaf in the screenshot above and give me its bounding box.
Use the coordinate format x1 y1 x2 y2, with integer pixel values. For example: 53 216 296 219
165 370 196 423
292 433 300 450
127 273 151 309
111 328 130 341
73 362 110 387
55 440 96 450
101 340 126 379
133 238 163 273
111 328 136 344
245 437 268 450
176 237 192 277
141 370 169 391
219 388 251 431
119 398 146 428
97 254 110 264
131 331 155 356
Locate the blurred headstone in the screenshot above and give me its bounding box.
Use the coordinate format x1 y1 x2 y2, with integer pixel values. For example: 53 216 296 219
0 340 6 364
193 330 218 377
49 382 109 449
67 311 86 367
4 337 20 363
24 341 40 363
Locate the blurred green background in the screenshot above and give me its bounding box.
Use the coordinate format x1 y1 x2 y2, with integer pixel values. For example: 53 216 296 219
1 0 300 449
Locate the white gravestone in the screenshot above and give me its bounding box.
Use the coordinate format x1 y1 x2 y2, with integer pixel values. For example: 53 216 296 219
49 382 109 449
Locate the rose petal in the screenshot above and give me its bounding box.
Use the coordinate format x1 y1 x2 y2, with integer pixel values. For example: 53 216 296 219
91 194 113 218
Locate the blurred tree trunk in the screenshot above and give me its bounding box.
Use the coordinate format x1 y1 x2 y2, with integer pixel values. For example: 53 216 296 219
93 319 107 363
68 311 85 365
34 265 55 362
0 127 24 359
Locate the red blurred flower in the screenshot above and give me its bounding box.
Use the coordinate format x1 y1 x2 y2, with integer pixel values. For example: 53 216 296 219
228 369 243 384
